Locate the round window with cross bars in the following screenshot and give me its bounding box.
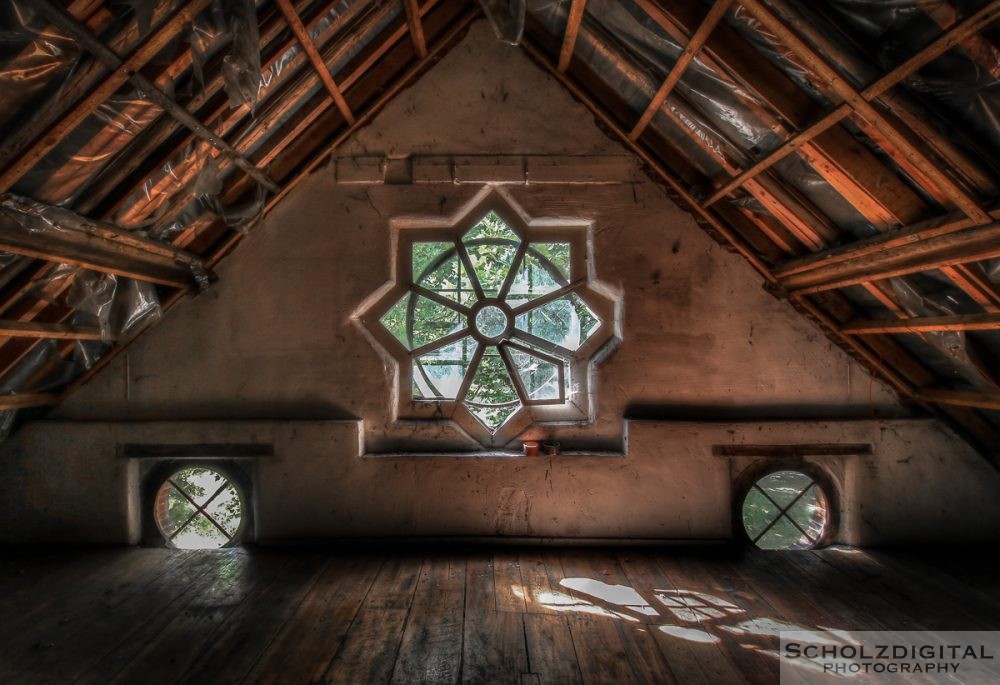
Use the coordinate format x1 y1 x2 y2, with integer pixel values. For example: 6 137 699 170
153 467 245 549
741 470 829 550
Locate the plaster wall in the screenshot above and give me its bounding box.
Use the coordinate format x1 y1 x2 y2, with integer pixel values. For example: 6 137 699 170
3 21 994 544
1 419 996 545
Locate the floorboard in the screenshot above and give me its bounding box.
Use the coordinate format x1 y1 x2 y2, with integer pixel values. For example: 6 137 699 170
1 545 997 684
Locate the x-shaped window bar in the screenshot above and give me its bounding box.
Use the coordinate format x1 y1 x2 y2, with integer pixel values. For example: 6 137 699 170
751 479 820 546
168 479 234 542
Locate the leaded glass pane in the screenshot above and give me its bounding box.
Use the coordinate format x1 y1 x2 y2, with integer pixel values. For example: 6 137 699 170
463 349 521 432
413 336 479 400
413 242 477 306
505 246 568 308
463 212 521 297
380 293 465 350
515 293 601 351
509 347 562 401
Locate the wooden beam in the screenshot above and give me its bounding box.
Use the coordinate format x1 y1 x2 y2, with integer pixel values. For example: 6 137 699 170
32 0 280 193
738 0 992 224
0 393 57 410
776 209 998 279
864 0 1000 99
918 389 1000 411
844 313 1000 335
54 3 479 405
703 0 1000 208
0 0 213 195
629 0 732 141
275 0 356 124
0 320 108 341
713 443 872 457
557 0 587 72
402 0 428 58
0 205 205 289
523 16 1000 461
780 222 1000 294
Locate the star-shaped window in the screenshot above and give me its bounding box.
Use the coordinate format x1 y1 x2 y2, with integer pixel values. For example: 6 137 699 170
360 194 617 447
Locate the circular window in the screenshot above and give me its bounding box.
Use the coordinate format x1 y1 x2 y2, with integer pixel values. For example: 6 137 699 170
153 467 245 549
474 304 509 339
741 470 829 550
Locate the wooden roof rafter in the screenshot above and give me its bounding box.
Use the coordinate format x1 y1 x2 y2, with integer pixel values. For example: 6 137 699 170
50 1 480 404
31 0 280 194
275 0 356 124
0 0 996 464
520 6 1000 461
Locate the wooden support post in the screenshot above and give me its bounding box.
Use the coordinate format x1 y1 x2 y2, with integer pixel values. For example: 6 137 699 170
629 0 732 141
33 0 280 193
0 320 109 341
558 0 587 72
275 0 356 124
402 0 428 58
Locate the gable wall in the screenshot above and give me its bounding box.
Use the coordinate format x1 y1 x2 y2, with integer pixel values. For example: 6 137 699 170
3 21 997 544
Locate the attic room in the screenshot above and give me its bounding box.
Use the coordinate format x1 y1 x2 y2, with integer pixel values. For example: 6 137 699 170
1 0 999 682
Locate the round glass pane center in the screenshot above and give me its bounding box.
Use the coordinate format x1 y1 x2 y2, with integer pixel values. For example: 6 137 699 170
475 305 508 338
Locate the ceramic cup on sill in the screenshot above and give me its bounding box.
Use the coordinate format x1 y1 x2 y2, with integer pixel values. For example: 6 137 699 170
542 441 560 456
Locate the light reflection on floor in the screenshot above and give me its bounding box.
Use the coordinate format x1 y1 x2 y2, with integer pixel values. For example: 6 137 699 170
509 574 869 681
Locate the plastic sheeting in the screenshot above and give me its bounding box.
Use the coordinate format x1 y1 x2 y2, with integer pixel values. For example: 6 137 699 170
0 0 84 133
821 0 1000 170
13 90 164 206
479 0 527 44
889 275 999 389
222 0 262 110
523 0 999 393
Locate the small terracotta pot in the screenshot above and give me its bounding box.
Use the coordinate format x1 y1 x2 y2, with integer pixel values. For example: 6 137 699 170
523 441 540 457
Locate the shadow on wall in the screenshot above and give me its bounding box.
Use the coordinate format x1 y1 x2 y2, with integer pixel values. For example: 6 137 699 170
73 399 361 422
625 403 915 421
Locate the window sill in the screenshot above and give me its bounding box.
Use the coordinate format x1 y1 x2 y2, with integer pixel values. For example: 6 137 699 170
361 450 625 459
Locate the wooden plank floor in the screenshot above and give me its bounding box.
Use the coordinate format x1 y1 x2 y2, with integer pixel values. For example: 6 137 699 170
1 545 998 684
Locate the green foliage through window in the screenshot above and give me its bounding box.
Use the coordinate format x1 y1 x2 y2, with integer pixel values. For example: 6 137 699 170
379 211 604 435
741 471 828 550
154 467 243 549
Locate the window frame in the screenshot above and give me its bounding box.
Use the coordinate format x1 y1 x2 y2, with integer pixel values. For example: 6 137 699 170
359 192 619 447
141 459 254 549
733 462 839 550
